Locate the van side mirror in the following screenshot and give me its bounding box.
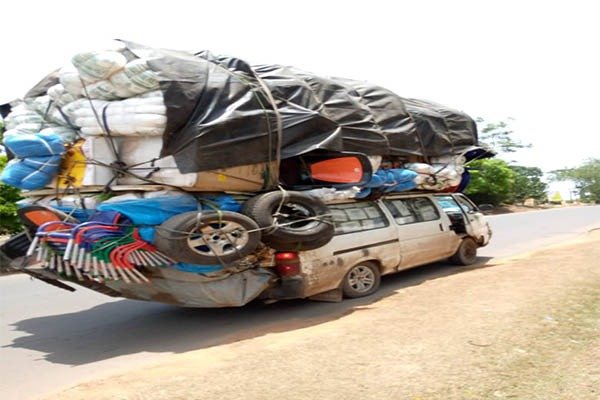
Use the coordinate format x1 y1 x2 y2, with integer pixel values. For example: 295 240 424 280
477 204 494 211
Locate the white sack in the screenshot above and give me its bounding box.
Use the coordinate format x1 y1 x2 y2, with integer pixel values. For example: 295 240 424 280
48 84 81 107
109 59 160 97
82 80 121 100
59 65 84 96
4 104 43 129
64 91 166 136
71 51 127 82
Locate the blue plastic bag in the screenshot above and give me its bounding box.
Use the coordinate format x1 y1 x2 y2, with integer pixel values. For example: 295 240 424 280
4 132 65 157
365 169 418 188
175 263 224 274
22 156 61 174
98 194 200 226
97 194 242 227
0 156 61 190
357 168 418 198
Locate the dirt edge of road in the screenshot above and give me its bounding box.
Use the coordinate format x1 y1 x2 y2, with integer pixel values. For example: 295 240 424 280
39 229 600 400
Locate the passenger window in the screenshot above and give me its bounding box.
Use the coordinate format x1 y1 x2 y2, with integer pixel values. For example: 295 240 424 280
384 197 440 225
329 202 389 235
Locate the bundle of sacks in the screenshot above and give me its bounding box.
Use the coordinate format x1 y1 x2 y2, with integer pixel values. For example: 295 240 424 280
63 90 165 136
1 44 167 190
306 155 466 201
0 42 468 197
1 132 65 190
406 157 465 191
55 50 165 135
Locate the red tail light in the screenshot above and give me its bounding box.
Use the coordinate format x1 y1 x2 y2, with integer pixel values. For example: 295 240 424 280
275 252 300 276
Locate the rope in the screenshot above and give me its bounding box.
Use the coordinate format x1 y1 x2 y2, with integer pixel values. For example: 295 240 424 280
252 73 282 189
154 213 333 238
78 77 126 182
58 107 81 137
82 158 186 191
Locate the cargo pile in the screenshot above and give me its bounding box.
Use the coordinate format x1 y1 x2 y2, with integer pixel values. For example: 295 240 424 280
0 41 491 306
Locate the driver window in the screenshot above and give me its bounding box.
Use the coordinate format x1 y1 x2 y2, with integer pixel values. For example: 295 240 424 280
455 196 476 213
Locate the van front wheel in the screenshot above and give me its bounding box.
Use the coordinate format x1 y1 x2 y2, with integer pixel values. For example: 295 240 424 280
450 238 478 266
342 262 381 298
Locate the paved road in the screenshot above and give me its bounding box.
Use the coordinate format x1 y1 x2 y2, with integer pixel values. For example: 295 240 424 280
479 205 600 258
1 206 599 400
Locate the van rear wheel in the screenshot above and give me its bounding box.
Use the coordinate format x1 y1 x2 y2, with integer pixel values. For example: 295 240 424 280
342 262 381 298
450 238 477 266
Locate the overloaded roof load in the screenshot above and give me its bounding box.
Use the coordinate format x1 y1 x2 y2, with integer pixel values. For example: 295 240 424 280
21 40 480 174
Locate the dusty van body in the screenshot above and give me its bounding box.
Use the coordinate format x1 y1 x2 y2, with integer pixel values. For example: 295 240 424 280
0 192 490 307
263 192 491 302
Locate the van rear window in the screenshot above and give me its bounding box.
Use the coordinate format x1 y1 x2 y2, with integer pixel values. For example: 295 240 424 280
329 202 389 234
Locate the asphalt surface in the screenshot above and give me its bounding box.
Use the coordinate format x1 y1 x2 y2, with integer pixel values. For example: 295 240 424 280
1 205 599 400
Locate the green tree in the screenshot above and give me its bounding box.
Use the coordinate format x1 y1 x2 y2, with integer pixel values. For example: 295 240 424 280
510 165 548 202
553 159 600 203
476 118 531 154
465 159 516 205
0 155 23 234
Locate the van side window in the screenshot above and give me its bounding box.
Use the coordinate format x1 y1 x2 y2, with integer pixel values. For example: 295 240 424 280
384 197 440 225
329 202 389 235
433 195 461 213
455 195 477 213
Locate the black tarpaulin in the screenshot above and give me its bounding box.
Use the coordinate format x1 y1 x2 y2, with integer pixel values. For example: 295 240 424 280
152 48 479 172
21 41 480 174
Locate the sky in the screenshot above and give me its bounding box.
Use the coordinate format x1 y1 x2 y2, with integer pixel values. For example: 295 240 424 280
1 0 598 196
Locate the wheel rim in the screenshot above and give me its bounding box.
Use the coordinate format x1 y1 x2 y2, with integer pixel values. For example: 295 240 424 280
347 265 376 293
187 219 250 258
273 202 321 231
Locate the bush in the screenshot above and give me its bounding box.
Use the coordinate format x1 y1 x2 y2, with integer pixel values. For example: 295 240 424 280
0 155 23 234
465 159 515 206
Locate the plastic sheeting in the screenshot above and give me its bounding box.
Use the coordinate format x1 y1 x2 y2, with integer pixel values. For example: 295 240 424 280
24 41 480 175
97 194 241 226
107 268 275 307
356 169 418 198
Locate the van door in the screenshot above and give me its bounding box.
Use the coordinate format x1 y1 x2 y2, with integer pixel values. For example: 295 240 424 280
382 196 458 268
452 194 491 244
298 201 400 297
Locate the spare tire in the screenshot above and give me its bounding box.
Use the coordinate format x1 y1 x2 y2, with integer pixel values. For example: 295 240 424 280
242 191 334 247
154 211 261 265
263 234 334 252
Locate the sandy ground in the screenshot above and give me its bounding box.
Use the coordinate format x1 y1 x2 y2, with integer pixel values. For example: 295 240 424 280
39 229 600 400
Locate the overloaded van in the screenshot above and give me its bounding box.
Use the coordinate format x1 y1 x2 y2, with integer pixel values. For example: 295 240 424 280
0 41 497 308
2 191 490 306
263 192 491 302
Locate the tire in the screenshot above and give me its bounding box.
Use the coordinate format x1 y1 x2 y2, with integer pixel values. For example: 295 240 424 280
450 237 478 266
242 191 334 246
264 234 334 252
154 211 261 265
342 262 381 298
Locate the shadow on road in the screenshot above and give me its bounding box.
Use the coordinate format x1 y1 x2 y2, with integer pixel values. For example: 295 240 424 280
5 257 497 366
